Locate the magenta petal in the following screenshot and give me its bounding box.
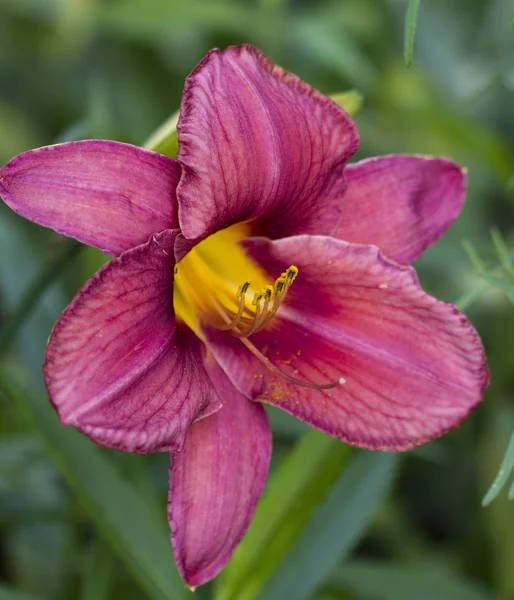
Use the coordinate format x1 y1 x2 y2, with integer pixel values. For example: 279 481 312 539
177 44 359 241
334 156 466 264
205 236 488 451
169 357 271 588
45 230 220 454
0 140 181 255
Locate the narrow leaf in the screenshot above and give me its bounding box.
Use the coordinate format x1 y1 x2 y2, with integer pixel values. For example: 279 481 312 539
455 284 489 311
80 538 114 600
254 452 397 600
482 429 514 506
404 0 421 67
0 240 81 356
330 91 363 117
462 239 487 274
481 274 514 304
0 375 187 600
144 110 180 158
100 0 263 41
291 19 375 89
331 561 495 600
490 228 514 279
217 430 352 600
509 479 514 500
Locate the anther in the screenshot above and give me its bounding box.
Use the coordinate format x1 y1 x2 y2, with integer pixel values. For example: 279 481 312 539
252 292 263 306
236 281 251 299
215 265 298 337
286 265 298 281
274 278 286 295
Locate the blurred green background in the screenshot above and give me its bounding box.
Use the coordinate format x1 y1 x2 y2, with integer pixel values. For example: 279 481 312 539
1 0 514 599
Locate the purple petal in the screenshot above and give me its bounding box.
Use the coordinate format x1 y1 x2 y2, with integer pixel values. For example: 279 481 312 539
169 357 271 588
45 230 220 454
0 140 181 255
334 156 466 264
205 236 488 451
177 44 359 242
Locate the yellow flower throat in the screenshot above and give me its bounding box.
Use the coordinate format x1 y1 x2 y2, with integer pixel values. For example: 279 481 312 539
173 223 297 338
173 224 344 391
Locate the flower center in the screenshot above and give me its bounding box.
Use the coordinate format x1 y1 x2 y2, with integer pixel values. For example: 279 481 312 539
174 224 343 391
173 223 270 335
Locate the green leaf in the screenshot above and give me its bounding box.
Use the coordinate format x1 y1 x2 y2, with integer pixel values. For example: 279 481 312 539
144 110 180 158
291 18 375 90
330 91 364 117
0 375 188 600
79 538 114 600
99 0 263 41
331 561 495 600
454 285 489 312
490 228 514 279
217 429 397 600
82 247 110 280
461 239 487 275
482 429 514 506
217 430 352 600
0 239 81 356
0 585 46 600
404 0 421 67
481 274 514 304
254 452 397 600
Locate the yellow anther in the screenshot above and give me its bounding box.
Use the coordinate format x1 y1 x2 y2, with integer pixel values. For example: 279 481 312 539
252 291 263 306
286 265 298 282
274 277 286 295
236 281 251 299
208 265 299 338
279 265 298 281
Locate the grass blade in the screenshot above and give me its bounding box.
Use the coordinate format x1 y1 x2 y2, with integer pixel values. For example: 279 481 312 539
331 561 495 600
481 274 514 304
254 452 397 600
79 538 114 600
0 240 81 356
217 430 352 600
404 0 421 67
0 374 187 600
483 429 514 506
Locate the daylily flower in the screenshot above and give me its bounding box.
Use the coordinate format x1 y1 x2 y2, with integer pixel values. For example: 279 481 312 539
0 45 488 587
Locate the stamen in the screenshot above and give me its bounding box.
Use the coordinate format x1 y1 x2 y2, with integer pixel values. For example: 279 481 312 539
240 337 344 390
243 299 262 337
216 280 250 331
207 266 342 390
211 265 299 337
254 271 293 332
243 285 272 336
